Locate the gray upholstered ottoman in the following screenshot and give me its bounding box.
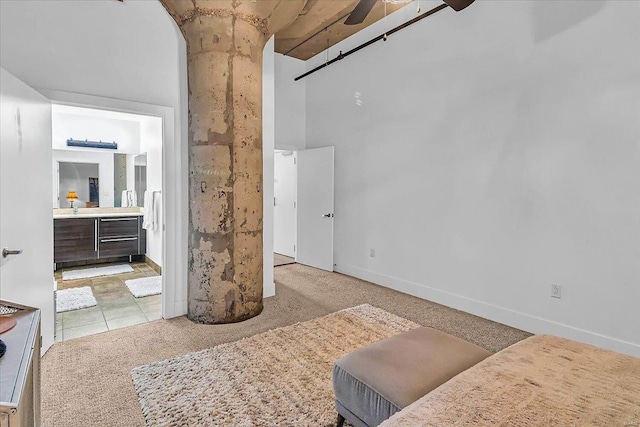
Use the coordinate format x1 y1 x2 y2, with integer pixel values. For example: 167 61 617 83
332 326 491 427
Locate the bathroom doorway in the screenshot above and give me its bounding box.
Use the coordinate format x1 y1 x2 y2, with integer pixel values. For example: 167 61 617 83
274 150 297 267
51 104 165 341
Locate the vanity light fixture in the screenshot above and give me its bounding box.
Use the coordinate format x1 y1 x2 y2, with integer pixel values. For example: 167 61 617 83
67 138 118 150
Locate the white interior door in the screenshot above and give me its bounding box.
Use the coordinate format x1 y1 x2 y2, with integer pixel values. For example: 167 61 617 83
0 67 54 353
296 146 334 271
273 151 297 257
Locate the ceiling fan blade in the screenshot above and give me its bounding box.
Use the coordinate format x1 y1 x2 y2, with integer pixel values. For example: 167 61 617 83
442 0 476 12
344 0 377 25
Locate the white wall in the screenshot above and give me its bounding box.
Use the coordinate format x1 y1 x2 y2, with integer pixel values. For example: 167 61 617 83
305 0 640 356
53 149 115 208
275 54 307 151
1 0 189 319
274 150 297 258
263 36 277 298
140 116 163 268
271 53 305 265
52 112 141 154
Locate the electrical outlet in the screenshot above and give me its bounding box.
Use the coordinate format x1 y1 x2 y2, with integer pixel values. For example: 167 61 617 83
369 248 376 258
551 284 562 299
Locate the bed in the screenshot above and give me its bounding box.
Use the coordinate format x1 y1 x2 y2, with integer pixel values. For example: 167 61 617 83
380 335 640 426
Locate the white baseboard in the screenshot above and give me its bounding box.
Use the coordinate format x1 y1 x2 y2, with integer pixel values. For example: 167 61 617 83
336 264 640 357
264 282 276 298
171 299 187 318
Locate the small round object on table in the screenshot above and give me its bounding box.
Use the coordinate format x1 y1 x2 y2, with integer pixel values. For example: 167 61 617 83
0 317 17 359
0 316 17 334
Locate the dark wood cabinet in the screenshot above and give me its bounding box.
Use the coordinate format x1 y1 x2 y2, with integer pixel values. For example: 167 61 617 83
53 218 97 263
98 217 138 237
53 215 145 264
98 238 139 258
98 217 140 258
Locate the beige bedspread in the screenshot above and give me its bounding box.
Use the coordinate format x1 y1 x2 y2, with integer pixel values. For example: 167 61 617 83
381 335 640 426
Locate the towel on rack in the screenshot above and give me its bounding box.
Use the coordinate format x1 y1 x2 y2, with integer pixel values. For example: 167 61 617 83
143 191 160 231
120 190 138 207
143 190 154 230
152 191 161 231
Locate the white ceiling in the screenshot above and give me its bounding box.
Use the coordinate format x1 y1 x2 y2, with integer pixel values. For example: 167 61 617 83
0 0 182 109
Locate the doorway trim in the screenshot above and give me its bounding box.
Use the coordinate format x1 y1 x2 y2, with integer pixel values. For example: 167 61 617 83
41 89 187 319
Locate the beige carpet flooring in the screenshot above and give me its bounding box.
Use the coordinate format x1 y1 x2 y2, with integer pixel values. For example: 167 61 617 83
131 305 418 426
41 264 531 427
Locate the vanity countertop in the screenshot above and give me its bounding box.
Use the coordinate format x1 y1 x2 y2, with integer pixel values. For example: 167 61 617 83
53 207 143 219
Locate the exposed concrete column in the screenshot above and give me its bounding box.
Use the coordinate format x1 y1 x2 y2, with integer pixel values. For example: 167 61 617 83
160 0 304 323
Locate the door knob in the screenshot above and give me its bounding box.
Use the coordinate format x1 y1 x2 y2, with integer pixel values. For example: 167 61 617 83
2 248 23 258
322 213 334 218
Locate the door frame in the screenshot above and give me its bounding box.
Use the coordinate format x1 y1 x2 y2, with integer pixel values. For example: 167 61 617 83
273 150 298 259
41 89 187 320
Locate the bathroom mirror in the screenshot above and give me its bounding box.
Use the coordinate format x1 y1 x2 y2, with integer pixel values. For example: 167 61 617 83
58 162 100 208
53 150 147 209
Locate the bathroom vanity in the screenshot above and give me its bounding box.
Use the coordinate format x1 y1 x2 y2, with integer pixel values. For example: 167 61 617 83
53 208 146 265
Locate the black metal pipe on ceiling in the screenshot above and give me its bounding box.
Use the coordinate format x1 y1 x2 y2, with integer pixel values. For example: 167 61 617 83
294 3 449 82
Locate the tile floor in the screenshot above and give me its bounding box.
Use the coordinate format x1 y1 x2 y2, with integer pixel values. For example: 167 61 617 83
54 262 161 342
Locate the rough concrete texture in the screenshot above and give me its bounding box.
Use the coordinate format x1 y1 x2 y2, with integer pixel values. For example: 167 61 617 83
160 0 304 323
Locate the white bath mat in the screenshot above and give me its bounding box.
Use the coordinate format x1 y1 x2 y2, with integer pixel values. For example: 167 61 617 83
62 264 134 280
125 276 162 298
56 286 97 313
